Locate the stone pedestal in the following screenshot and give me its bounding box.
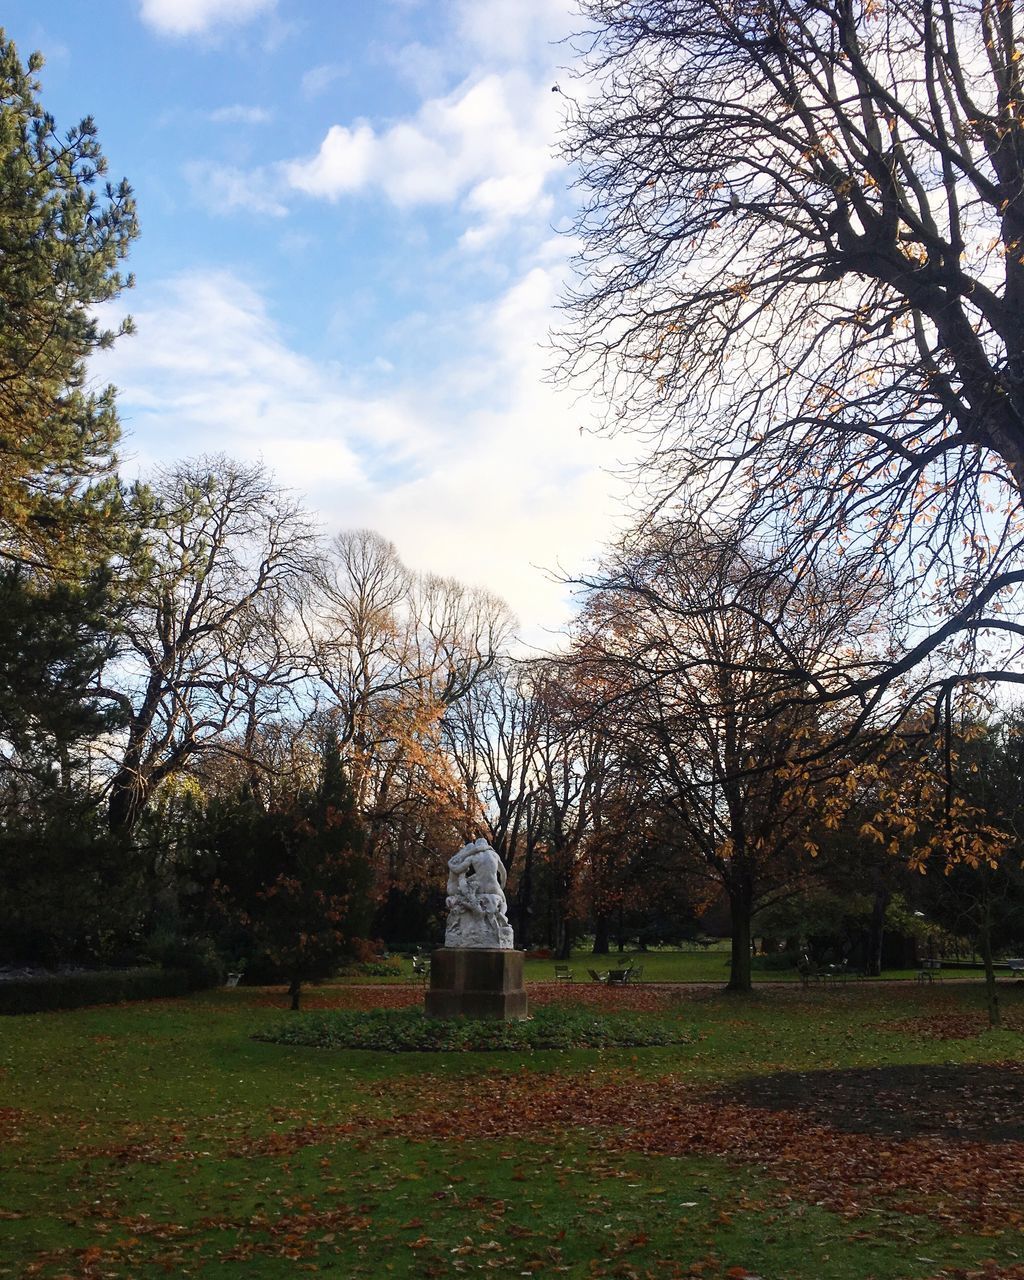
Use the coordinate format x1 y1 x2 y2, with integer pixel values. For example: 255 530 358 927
425 948 528 1021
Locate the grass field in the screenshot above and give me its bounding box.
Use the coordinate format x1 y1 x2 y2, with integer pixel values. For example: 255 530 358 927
3 977 1024 1278
366 945 987 986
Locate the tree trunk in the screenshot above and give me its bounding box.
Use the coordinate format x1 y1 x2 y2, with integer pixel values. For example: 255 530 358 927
866 878 890 978
592 913 610 955
288 977 302 1011
980 921 1000 1029
515 844 534 950
727 883 753 992
108 763 148 833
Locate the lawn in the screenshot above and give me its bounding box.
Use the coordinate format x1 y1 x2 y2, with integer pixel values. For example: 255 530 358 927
2 978 1024 1278
359 945 986 986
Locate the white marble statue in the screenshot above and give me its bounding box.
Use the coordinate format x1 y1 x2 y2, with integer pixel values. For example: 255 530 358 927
444 837 514 950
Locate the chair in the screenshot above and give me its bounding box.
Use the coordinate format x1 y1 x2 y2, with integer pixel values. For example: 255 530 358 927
626 965 643 983
606 969 629 985
797 954 821 988
587 968 608 984
411 955 431 982
554 963 575 983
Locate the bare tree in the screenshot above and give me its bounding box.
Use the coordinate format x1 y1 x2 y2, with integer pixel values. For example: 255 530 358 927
559 0 1024 727
307 529 515 896
570 523 872 989
442 657 545 869
101 456 317 831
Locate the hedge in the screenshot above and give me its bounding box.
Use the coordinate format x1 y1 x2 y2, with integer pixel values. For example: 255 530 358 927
0 967 192 1015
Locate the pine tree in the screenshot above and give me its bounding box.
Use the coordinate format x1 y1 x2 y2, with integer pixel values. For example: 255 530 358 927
211 734 373 1010
0 565 122 789
0 30 137 575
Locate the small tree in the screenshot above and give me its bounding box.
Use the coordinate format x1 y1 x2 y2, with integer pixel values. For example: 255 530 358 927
214 734 371 1010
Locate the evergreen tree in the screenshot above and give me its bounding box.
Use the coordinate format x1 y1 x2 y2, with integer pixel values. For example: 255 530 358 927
0 31 138 965
0 31 137 575
211 735 373 1010
0 565 122 790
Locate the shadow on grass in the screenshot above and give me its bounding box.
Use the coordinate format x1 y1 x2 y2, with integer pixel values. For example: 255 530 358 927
719 1061 1024 1141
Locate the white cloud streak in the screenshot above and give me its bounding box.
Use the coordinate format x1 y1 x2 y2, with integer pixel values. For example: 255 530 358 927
184 161 288 217
138 0 276 37
208 104 273 124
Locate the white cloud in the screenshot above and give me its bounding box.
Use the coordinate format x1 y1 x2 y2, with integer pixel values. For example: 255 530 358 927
301 63 346 99
284 71 561 243
184 161 288 217
454 0 577 67
94 266 627 644
138 0 276 37
208 104 273 124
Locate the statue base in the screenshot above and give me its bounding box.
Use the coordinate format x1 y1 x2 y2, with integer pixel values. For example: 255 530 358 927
425 948 528 1021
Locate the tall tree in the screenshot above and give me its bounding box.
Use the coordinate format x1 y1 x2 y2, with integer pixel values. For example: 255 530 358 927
559 0 1024 728
307 529 513 903
102 456 317 832
571 524 870 989
0 32 136 574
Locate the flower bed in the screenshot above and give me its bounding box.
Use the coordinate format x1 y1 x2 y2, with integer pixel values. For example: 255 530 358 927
255 1005 691 1052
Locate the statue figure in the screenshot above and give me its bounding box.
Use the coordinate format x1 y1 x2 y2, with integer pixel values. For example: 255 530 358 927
444 837 514 950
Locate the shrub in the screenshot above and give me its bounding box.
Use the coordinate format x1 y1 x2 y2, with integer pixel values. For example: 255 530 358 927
0 968 190 1015
148 936 225 990
255 1006 692 1052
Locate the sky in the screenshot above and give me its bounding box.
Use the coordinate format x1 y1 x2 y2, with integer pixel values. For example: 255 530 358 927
5 0 632 645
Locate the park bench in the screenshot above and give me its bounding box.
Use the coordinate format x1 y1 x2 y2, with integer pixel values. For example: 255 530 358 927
554 963 575 982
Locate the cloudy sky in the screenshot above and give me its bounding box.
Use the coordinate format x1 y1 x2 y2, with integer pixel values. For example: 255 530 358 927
5 0 633 643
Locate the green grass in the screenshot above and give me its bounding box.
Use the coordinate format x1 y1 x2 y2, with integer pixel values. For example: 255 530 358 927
353 945 989 986
2 980 1023 1277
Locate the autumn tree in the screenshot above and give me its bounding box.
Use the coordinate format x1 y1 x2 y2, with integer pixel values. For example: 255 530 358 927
307 529 514 913
559 0 1024 729
917 708 1024 1024
570 523 874 989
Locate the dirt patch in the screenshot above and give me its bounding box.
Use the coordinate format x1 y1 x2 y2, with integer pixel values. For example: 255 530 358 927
719 1061 1024 1143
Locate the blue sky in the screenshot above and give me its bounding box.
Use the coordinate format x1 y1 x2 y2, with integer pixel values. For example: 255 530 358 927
5 0 629 641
